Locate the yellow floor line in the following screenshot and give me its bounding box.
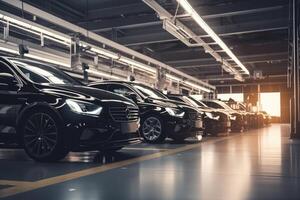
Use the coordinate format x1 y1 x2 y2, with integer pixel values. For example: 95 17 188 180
123 147 170 151
0 180 32 187
0 134 242 198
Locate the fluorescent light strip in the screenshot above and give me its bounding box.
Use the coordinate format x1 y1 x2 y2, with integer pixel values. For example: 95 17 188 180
119 57 157 74
184 81 211 93
0 13 71 44
176 0 249 75
166 74 182 82
88 44 157 74
0 46 19 54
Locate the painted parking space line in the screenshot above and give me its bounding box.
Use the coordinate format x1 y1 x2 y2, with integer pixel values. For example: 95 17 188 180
0 133 243 198
0 180 32 187
123 147 170 151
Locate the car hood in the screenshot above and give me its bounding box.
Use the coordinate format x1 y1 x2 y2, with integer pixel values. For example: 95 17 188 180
147 98 198 112
37 84 135 104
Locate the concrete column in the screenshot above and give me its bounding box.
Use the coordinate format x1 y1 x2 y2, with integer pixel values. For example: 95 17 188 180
291 0 300 138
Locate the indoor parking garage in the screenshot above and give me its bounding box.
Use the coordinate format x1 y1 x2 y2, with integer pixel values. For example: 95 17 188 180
0 0 299 199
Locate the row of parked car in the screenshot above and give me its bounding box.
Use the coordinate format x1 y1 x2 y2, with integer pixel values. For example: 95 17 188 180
0 57 271 161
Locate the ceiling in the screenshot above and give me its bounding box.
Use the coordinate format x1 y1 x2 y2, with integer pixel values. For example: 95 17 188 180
1 0 289 86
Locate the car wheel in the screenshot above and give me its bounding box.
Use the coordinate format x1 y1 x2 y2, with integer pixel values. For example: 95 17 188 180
21 110 69 162
141 116 166 143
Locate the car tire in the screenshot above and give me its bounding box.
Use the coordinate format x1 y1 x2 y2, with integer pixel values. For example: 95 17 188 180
140 115 166 143
20 109 69 162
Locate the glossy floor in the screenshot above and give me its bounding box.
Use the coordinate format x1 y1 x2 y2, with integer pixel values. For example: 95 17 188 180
0 124 300 200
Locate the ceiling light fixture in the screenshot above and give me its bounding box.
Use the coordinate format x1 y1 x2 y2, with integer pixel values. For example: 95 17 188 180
0 12 71 45
166 74 182 82
184 81 211 93
176 0 249 75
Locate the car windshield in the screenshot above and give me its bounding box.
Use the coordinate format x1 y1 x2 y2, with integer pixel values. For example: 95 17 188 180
183 96 200 107
11 60 82 86
218 101 234 110
132 84 167 99
187 96 208 108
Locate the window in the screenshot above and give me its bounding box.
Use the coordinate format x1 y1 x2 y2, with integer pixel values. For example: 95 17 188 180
168 96 184 102
11 60 81 85
0 61 14 75
0 61 18 89
109 84 135 96
92 84 107 90
132 84 167 99
260 92 280 117
203 101 224 109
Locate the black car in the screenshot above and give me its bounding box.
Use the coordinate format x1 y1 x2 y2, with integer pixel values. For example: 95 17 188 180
89 81 203 143
202 100 245 132
167 94 231 135
0 57 140 161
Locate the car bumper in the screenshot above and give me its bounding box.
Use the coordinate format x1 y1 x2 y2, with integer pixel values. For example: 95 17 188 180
165 117 203 138
61 112 141 151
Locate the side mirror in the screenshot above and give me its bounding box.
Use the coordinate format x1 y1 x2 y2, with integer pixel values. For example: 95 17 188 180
0 73 17 87
124 92 138 103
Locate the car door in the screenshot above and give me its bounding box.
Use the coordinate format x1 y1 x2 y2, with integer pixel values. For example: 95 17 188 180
0 60 23 135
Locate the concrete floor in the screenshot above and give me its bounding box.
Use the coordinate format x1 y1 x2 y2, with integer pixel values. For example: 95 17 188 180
0 124 299 200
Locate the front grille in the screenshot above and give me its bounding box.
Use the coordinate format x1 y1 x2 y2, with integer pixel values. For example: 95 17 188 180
188 111 201 120
109 105 139 122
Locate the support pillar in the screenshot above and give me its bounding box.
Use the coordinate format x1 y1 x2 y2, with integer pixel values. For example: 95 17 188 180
291 0 300 138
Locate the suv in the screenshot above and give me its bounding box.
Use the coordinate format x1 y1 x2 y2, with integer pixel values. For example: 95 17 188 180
89 81 203 143
0 57 140 161
202 100 245 132
167 94 230 135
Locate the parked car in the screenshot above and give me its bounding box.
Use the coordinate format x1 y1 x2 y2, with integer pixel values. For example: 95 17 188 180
201 100 245 132
0 57 141 162
167 94 231 136
89 81 203 143
260 111 272 126
224 100 255 129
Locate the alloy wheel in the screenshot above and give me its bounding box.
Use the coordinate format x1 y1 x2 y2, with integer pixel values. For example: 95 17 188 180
23 113 58 158
142 117 162 141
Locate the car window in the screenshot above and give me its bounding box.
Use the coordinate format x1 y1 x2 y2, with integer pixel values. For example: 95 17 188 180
10 60 82 86
92 84 107 90
132 84 167 99
203 101 224 109
108 84 134 95
0 61 15 75
0 61 18 89
168 96 184 102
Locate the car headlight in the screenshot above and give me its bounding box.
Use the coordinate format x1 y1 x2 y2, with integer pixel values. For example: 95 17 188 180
165 107 185 118
66 99 103 116
205 112 220 120
230 115 236 120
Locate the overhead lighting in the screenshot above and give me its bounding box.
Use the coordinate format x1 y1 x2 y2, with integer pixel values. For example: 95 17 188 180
0 12 71 45
166 74 182 82
86 69 124 80
176 0 249 75
184 81 211 93
119 57 157 74
89 47 120 60
86 43 157 74
0 44 70 67
0 46 19 54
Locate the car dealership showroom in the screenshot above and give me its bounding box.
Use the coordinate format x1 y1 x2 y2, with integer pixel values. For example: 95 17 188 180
0 0 299 199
